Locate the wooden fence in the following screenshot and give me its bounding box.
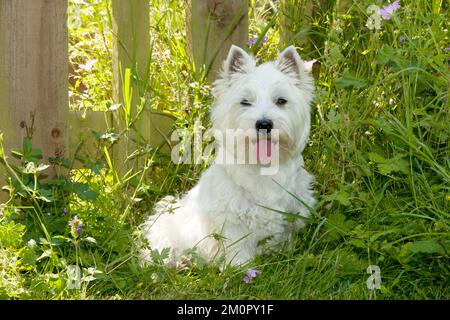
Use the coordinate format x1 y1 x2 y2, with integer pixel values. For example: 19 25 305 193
0 0 249 194
0 0 331 200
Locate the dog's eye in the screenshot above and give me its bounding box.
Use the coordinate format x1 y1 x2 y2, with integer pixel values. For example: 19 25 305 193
276 98 287 106
240 99 252 106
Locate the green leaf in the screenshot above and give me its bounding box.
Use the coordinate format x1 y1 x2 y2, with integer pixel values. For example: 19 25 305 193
10 148 23 158
19 246 36 266
83 237 97 244
15 137 43 163
80 189 99 201
324 213 357 241
75 154 104 173
328 213 357 232
335 72 367 89
322 190 351 206
280 211 305 223
369 153 409 175
50 235 67 246
0 221 25 248
377 45 399 65
23 137 32 154
37 189 55 202
30 149 43 158
368 152 386 163
349 238 366 248
150 247 170 265
123 68 133 128
49 156 71 168
72 183 99 201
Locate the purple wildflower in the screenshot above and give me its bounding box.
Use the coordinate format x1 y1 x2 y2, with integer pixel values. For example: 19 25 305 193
445 47 450 52
399 35 406 42
243 268 261 284
247 37 257 46
379 0 401 20
247 35 267 47
69 215 84 237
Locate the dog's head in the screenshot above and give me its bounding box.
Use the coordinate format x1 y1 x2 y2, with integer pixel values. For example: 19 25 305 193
211 45 314 166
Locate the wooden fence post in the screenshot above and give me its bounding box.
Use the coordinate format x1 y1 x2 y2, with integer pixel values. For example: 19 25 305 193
189 0 248 82
111 1 174 172
0 0 68 199
112 0 150 106
111 0 150 171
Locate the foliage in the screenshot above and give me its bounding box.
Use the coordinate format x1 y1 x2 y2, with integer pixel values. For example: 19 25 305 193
0 0 449 299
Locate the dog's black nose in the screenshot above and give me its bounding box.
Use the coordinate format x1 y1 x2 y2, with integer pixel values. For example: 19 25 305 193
255 119 273 132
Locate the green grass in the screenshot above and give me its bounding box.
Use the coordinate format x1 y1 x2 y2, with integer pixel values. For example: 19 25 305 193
0 0 449 299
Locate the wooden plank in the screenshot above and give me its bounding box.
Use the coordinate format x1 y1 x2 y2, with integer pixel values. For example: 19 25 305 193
0 0 68 201
189 0 248 82
68 110 112 165
111 0 150 105
137 110 175 153
68 110 174 169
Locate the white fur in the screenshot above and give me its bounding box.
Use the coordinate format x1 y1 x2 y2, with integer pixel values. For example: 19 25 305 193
140 45 316 266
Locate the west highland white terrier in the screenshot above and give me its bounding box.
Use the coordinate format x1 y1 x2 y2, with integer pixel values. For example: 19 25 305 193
140 45 316 266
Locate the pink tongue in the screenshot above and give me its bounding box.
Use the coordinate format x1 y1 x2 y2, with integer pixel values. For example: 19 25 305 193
256 139 274 164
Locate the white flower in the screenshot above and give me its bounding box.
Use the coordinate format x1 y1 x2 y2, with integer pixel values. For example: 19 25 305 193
366 5 382 31
303 59 317 72
78 59 97 71
23 162 50 174
27 239 36 249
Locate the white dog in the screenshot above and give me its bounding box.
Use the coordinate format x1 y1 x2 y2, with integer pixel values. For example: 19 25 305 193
140 45 316 266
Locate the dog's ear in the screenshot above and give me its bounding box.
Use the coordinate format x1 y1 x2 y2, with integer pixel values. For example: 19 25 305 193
276 46 307 80
223 45 255 75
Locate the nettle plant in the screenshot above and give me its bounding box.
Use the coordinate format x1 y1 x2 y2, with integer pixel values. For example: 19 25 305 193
3 135 99 209
0 131 118 297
